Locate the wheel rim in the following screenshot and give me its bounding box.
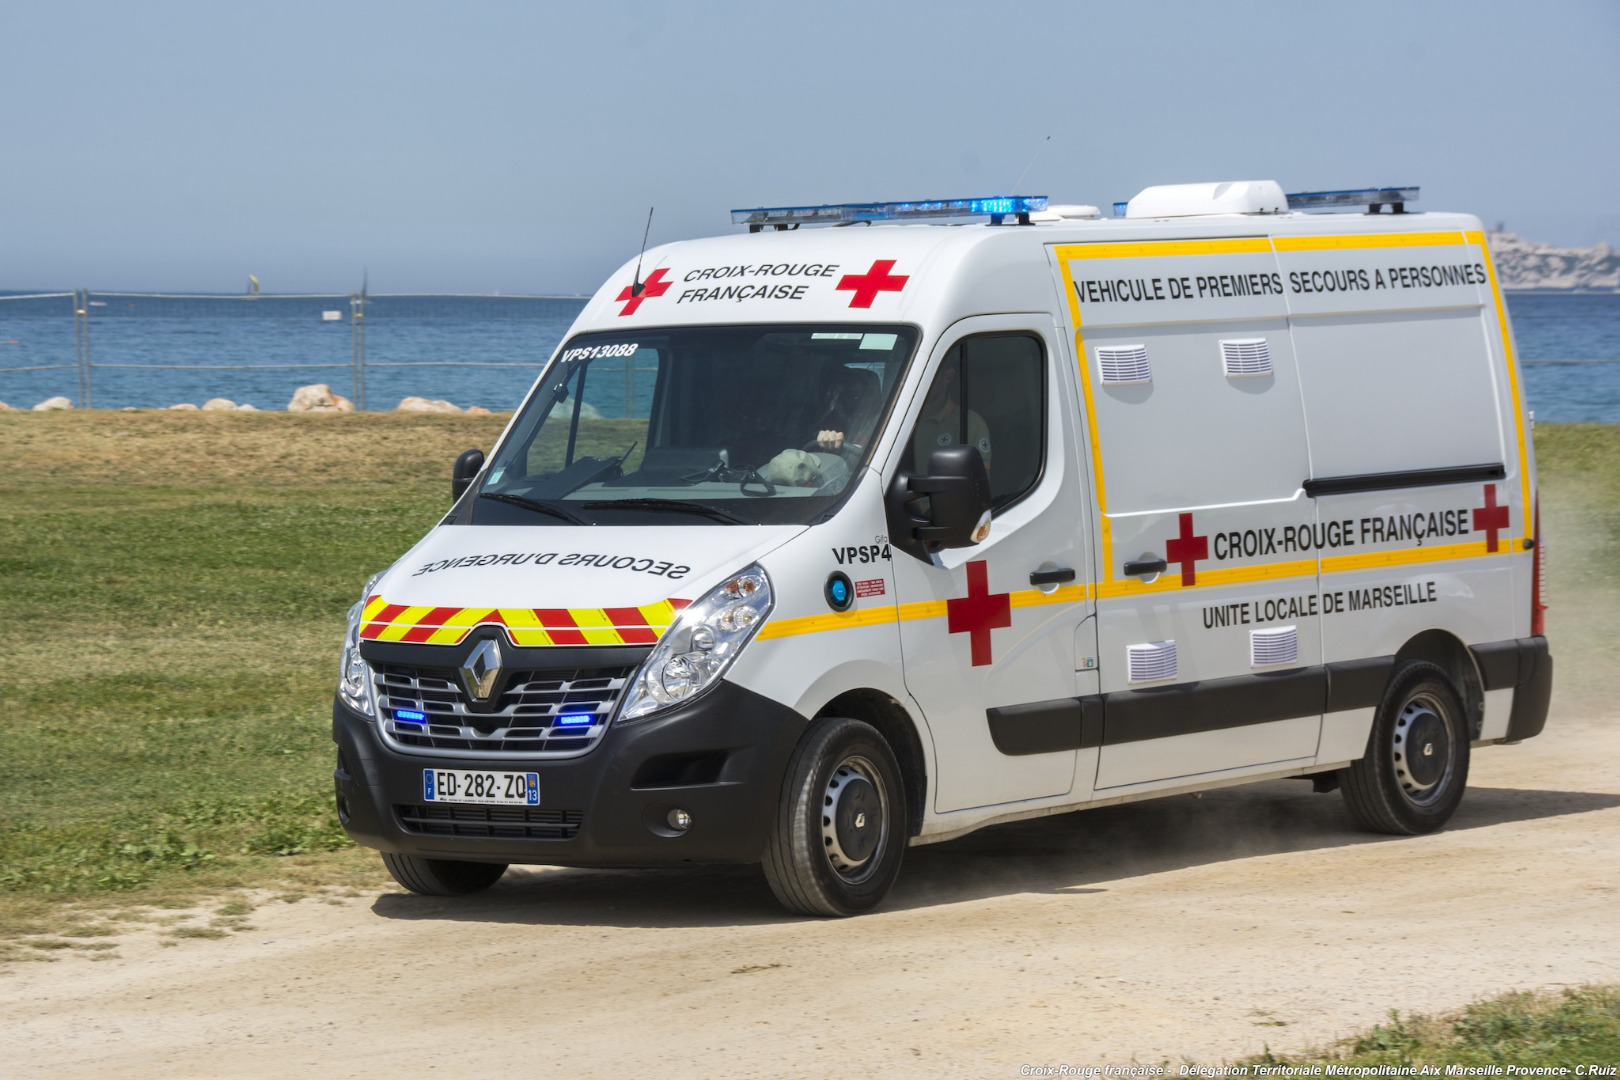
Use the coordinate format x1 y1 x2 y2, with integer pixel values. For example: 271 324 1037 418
1390 690 1455 806
820 754 889 884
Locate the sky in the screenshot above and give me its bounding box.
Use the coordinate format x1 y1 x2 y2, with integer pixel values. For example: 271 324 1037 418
3 0 1617 294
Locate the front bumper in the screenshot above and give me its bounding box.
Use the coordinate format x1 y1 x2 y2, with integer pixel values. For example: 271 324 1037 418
333 680 807 867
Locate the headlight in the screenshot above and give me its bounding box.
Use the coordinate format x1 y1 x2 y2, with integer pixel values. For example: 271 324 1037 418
617 564 773 722
337 573 383 718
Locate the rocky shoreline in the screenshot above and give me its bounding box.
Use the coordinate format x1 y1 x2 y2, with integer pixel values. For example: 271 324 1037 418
0 384 504 414
1487 229 1620 292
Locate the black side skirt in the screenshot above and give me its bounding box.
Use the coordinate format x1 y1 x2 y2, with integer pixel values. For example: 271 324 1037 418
987 638 1551 757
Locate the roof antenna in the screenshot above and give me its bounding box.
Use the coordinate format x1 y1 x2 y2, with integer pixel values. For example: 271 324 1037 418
630 206 655 297
1010 134 1051 192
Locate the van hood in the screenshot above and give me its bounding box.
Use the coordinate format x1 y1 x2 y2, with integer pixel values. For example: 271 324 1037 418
358 524 802 647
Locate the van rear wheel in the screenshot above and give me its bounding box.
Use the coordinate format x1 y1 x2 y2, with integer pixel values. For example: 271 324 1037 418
1339 661 1470 835
762 717 906 917
381 853 508 896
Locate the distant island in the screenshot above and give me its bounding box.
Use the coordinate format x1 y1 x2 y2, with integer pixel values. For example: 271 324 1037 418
1489 230 1619 292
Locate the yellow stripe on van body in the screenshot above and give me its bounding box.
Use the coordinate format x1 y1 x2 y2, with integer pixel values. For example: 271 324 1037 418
1009 582 1092 608
1057 237 1273 261
361 596 389 621
755 584 1092 642
507 628 557 647
566 607 625 646
638 600 681 628
1469 229 1535 543
441 607 497 627
374 606 434 642
1320 538 1510 575
755 606 901 641
1270 231 1467 252
1071 326 1114 576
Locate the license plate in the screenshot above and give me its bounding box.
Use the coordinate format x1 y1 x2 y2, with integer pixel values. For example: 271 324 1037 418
422 769 539 806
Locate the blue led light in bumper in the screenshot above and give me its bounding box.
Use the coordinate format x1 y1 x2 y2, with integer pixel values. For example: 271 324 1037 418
394 709 426 723
556 713 595 727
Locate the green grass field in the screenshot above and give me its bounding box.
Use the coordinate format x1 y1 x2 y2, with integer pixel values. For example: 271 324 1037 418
0 412 516 922
1249 985 1620 1068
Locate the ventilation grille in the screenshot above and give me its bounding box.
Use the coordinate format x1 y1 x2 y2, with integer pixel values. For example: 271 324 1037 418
1251 625 1299 667
1097 344 1151 385
1127 640 1178 684
395 804 583 841
1221 338 1273 377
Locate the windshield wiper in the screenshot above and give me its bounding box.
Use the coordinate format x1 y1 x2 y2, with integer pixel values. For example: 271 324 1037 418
580 497 748 525
479 492 587 524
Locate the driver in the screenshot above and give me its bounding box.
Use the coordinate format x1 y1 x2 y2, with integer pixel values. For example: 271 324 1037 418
813 367 882 460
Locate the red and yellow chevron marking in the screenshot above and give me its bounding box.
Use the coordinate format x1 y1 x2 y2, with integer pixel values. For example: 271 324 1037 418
359 596 691 647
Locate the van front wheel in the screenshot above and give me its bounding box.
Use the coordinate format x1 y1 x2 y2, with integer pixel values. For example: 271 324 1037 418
762 717 906 917
1340 661 1470 835
381 853 508 896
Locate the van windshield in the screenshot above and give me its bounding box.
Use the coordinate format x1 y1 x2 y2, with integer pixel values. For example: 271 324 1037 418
470 324 918 527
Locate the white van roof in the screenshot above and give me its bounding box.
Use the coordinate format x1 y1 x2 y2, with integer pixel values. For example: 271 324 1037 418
568 183 1483 335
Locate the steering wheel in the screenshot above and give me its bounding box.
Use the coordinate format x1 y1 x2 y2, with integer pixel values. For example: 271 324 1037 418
739 469 776 497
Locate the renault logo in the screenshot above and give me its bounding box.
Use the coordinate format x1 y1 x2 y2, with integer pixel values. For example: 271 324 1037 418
460 638 503 701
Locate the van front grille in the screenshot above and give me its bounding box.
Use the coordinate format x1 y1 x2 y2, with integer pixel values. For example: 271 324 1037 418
395 803 583 840
374 662 635 759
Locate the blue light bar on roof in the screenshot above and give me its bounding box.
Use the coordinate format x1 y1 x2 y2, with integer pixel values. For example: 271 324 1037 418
731 195 1049 229
1285 186 1419 212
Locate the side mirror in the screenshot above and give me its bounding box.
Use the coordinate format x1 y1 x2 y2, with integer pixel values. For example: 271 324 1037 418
886 445 994 558
452 448 485 505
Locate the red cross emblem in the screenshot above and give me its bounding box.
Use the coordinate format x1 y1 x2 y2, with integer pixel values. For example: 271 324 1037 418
946 559 1010 667
616 268 672 316
835 259 908 308
1164 512 1209 586
1473 484 1510 552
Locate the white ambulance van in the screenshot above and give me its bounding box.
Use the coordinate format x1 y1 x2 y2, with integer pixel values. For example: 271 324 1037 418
333 181 1551 916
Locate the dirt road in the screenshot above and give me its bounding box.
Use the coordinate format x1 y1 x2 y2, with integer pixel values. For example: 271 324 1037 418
6 704 1617 1078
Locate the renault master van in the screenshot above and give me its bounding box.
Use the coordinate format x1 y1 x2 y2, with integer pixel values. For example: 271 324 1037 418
333 181 1551 916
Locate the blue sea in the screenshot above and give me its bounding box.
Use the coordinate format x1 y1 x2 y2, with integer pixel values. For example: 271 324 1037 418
1 291 1617 421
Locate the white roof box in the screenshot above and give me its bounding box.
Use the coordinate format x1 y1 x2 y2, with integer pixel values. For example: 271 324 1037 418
1125 180 1286 218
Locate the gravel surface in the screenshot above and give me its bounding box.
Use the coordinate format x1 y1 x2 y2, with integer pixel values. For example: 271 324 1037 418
5 706 1616 1078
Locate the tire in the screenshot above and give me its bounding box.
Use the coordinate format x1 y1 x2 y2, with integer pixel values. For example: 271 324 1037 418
1340 660 1471 835
381 853 508 896
762 717 907 917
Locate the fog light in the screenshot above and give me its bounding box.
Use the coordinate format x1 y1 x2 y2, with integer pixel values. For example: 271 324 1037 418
667 808 692 831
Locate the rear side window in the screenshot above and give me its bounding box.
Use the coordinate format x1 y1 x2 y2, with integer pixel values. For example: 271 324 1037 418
905 332 1045 511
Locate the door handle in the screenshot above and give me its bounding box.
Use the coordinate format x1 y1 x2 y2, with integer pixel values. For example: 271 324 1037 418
1122 557 1168 577
1029 567 1077 586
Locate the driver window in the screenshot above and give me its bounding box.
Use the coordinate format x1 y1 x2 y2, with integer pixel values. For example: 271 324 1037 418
907 333 1045 511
